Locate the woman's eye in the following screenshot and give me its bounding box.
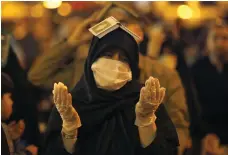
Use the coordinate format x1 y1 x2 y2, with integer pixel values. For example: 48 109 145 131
104 52 113 57
120 56 129 63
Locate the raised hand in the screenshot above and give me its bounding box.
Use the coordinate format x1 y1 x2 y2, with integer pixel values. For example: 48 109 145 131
25 145 38 155
8 120 25 140
53 82 81 134
202 134 225 155
135 77 166 127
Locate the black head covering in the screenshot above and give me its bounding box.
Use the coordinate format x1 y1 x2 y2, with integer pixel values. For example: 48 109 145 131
46 28 142 155
45 28 179 155
72 28 142 155
138 33 149 56
84 28 140 100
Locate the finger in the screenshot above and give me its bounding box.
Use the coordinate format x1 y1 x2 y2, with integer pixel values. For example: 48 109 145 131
18 120 24 128
8 121 16 127
64 85 68 91
59 84 66 113
145 77 153 102
145 78 151 91
18 120 25 134
56 84 60 106
159 88 166 103
52 90 55 100
150 77 156 101
62 86 67 103
154 78 160 101
63 93 73 116
58 83 64 105
67 93 72 107
139 87 146 102
67 89 72 107
52 83 56 95
66 92 70 110
59 82 64 87
54 83 58 104
62 87 67 111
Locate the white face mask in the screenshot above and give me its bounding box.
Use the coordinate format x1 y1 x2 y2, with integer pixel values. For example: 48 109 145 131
91 57 132 91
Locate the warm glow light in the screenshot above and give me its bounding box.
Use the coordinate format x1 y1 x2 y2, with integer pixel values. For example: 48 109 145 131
43 0 62 9
134 1 151 13
177 5 193 19
57 2 72 16
2 2 29 19
31 4 44 18
194 7 201 18
13 25 27 40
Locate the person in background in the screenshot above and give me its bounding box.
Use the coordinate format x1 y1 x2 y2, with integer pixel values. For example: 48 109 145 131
28 4 188 154
44 18 179 155
192 12 228 155
28 13 99 91
1 72 38 155
126 20 190 155
155 19 202 155
2 23 42 147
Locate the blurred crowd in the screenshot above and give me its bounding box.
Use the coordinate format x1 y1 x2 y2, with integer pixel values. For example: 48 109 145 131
1 1 228 155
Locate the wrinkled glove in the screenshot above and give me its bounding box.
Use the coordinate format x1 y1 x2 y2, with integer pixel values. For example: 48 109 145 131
53 82 81 135
135 77 166 127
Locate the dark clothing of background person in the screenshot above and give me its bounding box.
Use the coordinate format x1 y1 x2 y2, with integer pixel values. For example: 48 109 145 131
2 40 42 146
161 36 202 138
2 125 11 155
161 37 203 155
44 28 179 155
192 57 228 145
17 33 40 72
28 40 84 91
144 27 200 139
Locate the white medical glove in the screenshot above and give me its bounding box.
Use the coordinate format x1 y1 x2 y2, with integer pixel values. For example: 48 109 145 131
135 77 166 127
53 82 81 135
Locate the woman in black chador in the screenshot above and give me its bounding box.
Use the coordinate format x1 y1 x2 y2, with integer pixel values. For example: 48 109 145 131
44 20 179 155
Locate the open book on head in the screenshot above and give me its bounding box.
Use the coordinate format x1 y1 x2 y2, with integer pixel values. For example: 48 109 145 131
89 16 140 41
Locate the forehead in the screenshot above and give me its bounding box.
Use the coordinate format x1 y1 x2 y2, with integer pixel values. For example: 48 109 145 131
103 48 125 55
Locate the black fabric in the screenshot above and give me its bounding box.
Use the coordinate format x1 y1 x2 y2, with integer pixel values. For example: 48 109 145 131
72 77 141 155
2 47 41 146
171 40 202 138
1 125 10 155
17 33 40 71
161 38 202 138
1 72 14 97
44 28 178 155
192 57 228 145
139 33 149 56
